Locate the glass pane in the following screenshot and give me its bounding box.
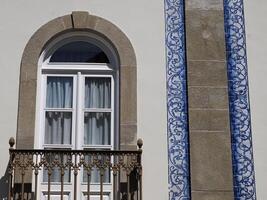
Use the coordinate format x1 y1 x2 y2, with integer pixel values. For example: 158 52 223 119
83 194 109 200
43 152 71 183
83 155 110 183
50 41 109 63
46 77 73 108
85 77 111 108
45 112 72 144
42 193 70 200
84 112 111 145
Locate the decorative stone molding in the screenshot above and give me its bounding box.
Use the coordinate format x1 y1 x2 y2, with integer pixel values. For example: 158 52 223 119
17 12 137 150
224 0 257 199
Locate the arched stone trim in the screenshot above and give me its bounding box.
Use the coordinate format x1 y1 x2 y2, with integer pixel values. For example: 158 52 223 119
17 11 137 150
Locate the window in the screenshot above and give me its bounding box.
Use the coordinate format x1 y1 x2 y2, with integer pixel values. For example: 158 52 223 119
17 13 137 200
42 74 114 150
37 32 119 200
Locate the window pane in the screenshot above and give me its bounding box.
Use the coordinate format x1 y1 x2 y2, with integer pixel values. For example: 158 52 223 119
45 112 72 144
43 152 71 183
85 77 111 108
50 41 109 63
83 155 110 183
83 194 109 200
46 77 73 108
43 167 70 183
84 112 111 145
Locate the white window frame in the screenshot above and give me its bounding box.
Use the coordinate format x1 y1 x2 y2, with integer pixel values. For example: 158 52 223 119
41 73 77 149
38 64 116 200
35 32 119 200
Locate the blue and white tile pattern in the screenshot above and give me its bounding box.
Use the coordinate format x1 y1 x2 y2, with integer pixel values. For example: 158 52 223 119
164 0 190 199
224 0 256 199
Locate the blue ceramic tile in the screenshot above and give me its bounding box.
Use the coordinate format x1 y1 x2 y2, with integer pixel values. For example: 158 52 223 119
164 0 190 199
224 0 257 199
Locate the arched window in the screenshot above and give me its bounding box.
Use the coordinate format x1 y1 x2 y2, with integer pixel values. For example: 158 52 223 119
37 31 119 198
17 12 137 200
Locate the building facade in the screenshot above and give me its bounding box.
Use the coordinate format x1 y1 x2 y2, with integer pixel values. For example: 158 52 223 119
0 0 265 200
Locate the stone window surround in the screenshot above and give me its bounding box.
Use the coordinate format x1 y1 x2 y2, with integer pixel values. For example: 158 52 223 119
16 11 137 150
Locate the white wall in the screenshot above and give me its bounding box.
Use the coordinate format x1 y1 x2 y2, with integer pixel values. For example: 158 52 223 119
0 0 168 199
244 0 267 199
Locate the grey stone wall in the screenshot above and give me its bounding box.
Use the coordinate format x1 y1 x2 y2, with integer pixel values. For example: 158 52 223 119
185 0 234 199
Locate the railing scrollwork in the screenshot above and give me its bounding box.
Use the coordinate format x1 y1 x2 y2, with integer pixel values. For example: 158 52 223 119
8 137 143 200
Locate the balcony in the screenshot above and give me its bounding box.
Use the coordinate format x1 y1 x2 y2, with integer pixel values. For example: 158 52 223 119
7 138 143 200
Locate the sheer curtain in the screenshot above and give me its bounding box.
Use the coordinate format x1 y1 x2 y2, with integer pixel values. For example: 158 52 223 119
44 77 73 182
43 154 70 183
84 78 111 145
85 168 110 183
83 77 111 183
45 77 73 144
83 156 110 183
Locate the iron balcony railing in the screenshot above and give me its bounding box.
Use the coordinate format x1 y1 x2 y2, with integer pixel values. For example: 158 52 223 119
7 137 143 200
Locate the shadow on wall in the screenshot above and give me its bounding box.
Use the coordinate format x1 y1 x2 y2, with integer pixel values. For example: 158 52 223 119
0 165 9 200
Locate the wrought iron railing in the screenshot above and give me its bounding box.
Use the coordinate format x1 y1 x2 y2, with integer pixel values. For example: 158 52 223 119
7 137 143 200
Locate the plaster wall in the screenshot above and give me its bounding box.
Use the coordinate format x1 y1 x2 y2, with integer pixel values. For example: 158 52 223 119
244 0 267 199
0 0 168 199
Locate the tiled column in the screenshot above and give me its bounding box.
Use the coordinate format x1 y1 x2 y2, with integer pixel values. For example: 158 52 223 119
185 0 234 199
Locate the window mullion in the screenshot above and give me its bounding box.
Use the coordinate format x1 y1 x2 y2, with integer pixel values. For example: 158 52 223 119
111 75 114 150
84 108 112 112
44 108 73 112
76 72 83 149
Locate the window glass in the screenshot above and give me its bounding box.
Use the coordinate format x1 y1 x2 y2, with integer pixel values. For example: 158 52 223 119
85 77 111 108
83 154 110 183
84 77 111 145
43 150 71 182
84 112 111 145
45 112 72 144
38 32 118 198
45 77 73 145
50 41 110 63
46 77 73 108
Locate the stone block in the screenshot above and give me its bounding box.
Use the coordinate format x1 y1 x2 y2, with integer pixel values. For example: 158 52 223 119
190 131 233 191
17 80 37 148
189 109 230 131
120 66 137 124
187 61 228 87
186 0 223 10
188 86 228 109
191 191 234 200
120 145 138 151
72 11 89 28
120 124 137 146
186 10 226 61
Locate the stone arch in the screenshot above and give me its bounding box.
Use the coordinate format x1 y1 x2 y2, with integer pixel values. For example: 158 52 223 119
17 11 137 150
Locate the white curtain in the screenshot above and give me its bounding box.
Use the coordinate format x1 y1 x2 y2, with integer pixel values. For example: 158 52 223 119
46 77 73 108
85 168 110 183
84 78 111 145
45 77 73 144
45 112 72 144
83 155 110 183
84 78 111 108
43 154 70 183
